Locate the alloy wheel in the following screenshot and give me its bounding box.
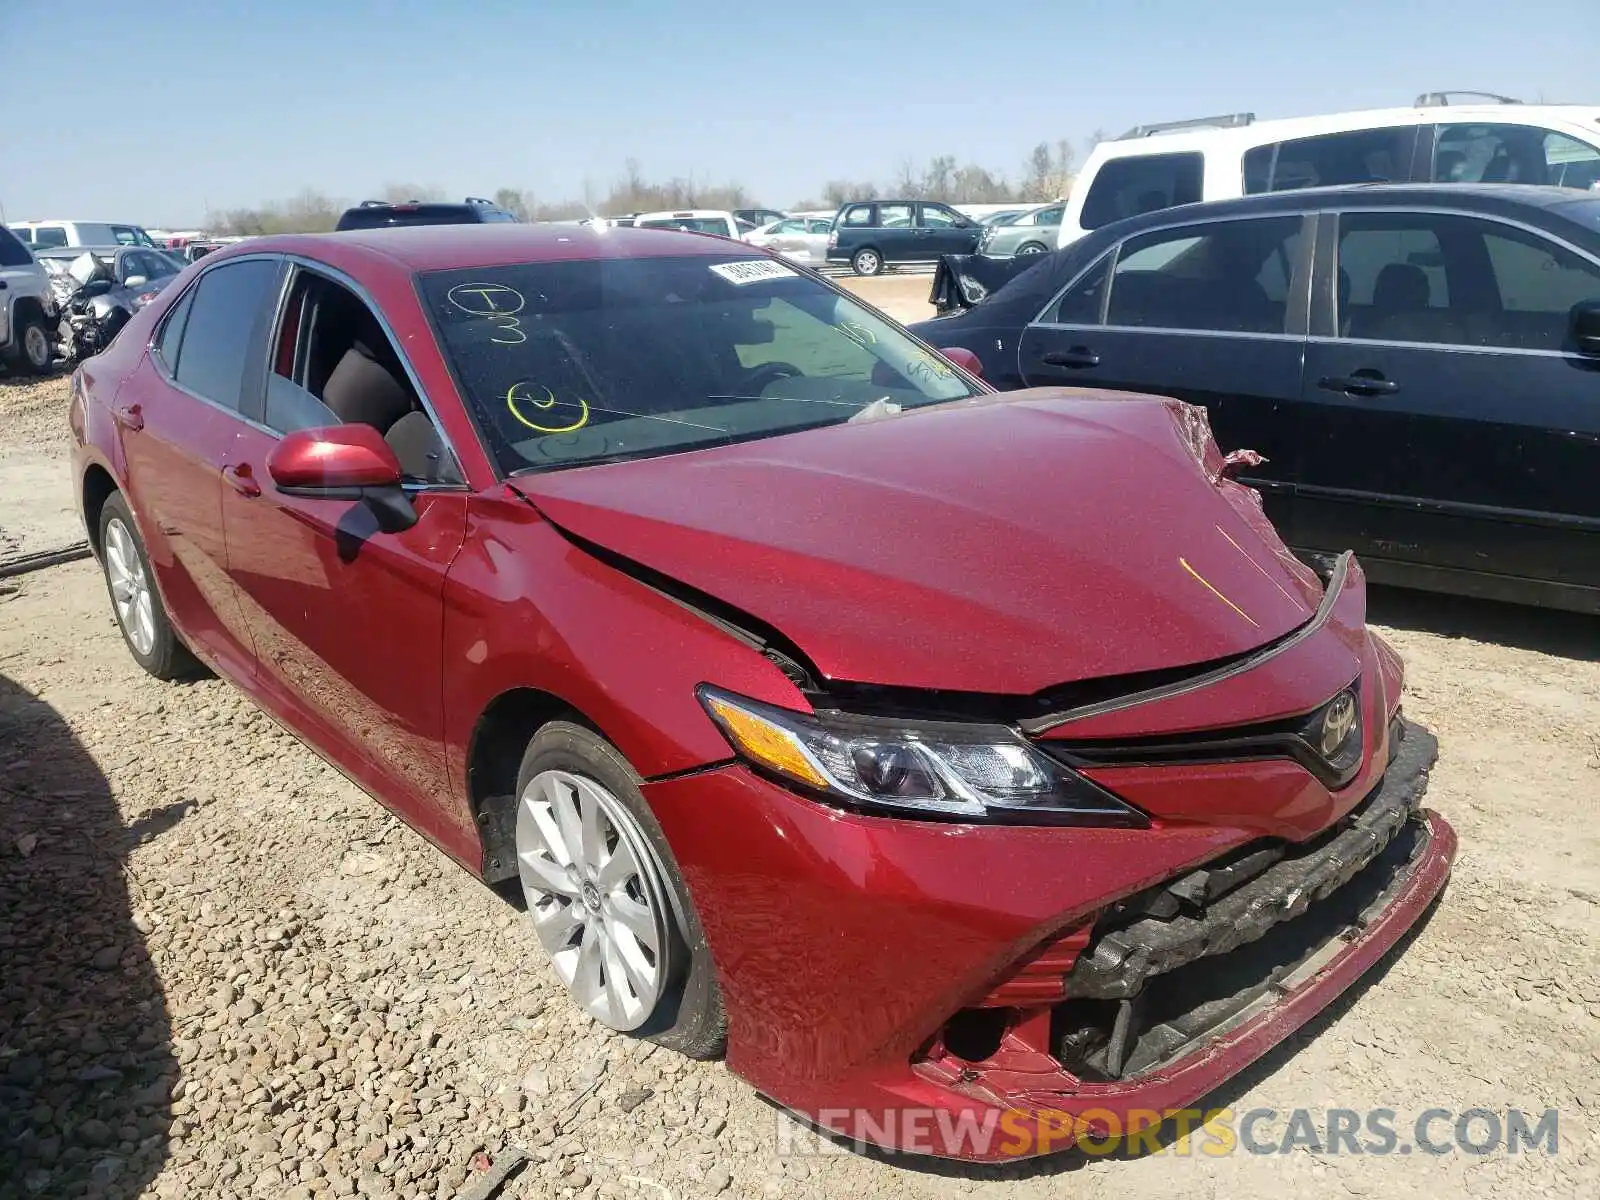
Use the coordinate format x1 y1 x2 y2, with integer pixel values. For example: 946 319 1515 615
515 769 671 1031
24 324 51 370
104 517 156 657
855 250 881 275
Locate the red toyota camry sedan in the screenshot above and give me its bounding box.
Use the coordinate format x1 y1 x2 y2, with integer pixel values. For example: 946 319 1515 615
69 225 1455 1160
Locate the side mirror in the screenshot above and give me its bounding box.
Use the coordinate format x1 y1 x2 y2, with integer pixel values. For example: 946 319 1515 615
124 275 147 288
1571 301 1600 356
81 279 114 298
266 424 417 531
939 346 984 379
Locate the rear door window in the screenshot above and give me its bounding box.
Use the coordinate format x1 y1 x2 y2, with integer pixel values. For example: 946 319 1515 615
1244 127 1419 193
32 226 69 248
171 259 281 410
1080 153 1204 230
1104 216 1303 333
878 203 914 228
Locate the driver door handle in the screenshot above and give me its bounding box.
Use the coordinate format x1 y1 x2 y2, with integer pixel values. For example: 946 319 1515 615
1319 373 1399 396
1042 348 1101 369
223 462 261 498
113 403 144 432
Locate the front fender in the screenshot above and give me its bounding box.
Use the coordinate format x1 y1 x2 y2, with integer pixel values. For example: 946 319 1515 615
441 490 809 790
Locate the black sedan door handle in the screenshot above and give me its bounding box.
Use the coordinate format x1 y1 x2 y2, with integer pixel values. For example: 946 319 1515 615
1042 348 1101 369
1318 373 1399 396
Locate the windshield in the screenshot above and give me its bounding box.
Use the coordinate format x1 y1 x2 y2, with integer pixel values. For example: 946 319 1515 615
636 217 730 235
420 254 980 474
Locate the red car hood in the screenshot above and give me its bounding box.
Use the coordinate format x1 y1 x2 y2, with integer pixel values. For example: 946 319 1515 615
515 390 1324 695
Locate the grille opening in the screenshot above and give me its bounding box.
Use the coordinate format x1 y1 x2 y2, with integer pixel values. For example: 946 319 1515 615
942 1007 1010 1063
1053 820 1424 1081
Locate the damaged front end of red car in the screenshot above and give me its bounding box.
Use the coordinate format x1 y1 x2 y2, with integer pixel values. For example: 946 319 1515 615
523 390 1456 1162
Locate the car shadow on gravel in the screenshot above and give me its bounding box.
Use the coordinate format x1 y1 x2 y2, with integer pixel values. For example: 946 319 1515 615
774 888 1447 1182
1368 584 1599 663
0 672 174 1198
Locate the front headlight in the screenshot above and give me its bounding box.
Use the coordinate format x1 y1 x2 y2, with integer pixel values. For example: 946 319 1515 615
697 686 1148 826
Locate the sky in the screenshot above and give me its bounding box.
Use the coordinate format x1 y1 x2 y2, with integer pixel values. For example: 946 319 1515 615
1 0 1594 228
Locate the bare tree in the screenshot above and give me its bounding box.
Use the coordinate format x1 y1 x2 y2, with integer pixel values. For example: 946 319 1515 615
378 182 446 203
492 188 532 220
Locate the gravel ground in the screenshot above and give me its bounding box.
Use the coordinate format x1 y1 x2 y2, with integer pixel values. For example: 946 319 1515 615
1 373 1596 1200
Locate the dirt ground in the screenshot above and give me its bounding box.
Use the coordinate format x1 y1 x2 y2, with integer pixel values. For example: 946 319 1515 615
1 370 1596 1200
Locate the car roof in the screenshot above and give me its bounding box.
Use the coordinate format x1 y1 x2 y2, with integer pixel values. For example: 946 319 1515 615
206 223 768 274
35 244 138 256
633 210 734 220
1094 182 1600 234
1091 103 1600 160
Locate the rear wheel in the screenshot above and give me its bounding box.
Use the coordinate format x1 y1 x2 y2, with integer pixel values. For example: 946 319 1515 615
514 722 726 1057
851 247 884 276
98 493 197 680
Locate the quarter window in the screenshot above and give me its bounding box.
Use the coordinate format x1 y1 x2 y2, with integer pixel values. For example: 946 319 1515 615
841 205 872 226
0 226 31 267
155 287 196 372
1104 217 1303 334
171 259 279 410
1080 153 1204 230
1042 253 1111 325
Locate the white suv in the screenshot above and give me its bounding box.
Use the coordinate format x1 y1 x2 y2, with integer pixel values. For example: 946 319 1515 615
1058 92 1600 248
630 210 741 238
0 226 58 375
8 220 160 250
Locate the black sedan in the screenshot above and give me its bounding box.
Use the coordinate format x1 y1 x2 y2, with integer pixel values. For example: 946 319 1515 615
911 184 1600 615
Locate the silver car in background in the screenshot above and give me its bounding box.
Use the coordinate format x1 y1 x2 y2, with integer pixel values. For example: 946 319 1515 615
978 203 1065 258
742 216 834 265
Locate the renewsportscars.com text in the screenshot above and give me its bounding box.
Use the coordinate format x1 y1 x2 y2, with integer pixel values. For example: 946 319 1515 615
775 1106 1561 1159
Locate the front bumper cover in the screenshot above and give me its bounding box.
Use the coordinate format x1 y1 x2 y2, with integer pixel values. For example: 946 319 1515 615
644 717 1455 1162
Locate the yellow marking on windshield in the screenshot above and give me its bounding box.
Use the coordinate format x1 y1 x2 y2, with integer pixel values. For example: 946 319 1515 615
1179 557 1259 627
507 382 589 435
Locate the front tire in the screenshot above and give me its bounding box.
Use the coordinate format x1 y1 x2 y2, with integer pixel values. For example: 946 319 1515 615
98 493 197 680
514 722 726 1058
5 313 53 375
851 247 884 276
1016 241 1049 256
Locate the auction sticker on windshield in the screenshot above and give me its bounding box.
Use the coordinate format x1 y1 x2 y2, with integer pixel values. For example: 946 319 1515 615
709 260 798 285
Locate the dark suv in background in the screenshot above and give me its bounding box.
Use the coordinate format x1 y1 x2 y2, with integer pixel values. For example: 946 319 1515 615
827 200 985 275
334 196 519 231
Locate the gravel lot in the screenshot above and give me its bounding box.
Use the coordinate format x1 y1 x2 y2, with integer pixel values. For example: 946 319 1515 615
2 364 1596 1200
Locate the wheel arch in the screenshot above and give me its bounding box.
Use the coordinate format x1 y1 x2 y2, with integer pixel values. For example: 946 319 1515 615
465 685 614 883
81 463 120 557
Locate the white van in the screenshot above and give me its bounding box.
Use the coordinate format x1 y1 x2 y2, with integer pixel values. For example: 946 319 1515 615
630 211 741 239
8 220 159 250
1058 92 1600 248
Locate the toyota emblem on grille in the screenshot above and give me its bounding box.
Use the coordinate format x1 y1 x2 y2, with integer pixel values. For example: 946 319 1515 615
1321 691 1358 757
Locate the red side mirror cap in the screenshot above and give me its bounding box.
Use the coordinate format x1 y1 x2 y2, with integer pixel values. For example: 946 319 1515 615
266 424 403 493
939 346 984 379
